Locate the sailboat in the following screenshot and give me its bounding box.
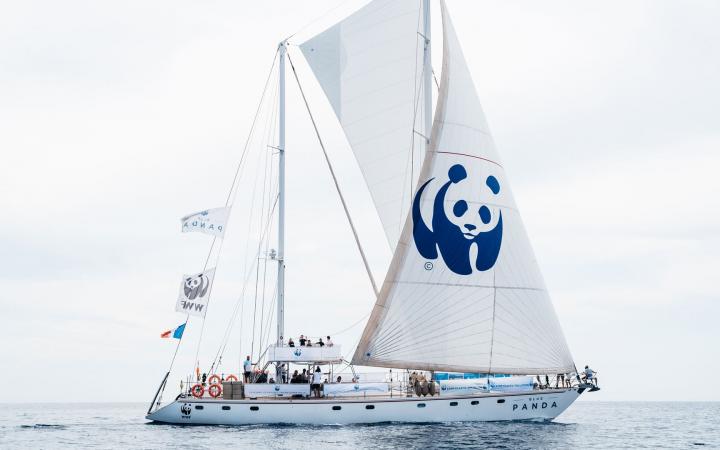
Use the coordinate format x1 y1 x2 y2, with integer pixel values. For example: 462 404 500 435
146 0 598 425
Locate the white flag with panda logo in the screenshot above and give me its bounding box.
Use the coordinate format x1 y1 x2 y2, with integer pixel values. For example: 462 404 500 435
181 207 228 238
175 268 215 317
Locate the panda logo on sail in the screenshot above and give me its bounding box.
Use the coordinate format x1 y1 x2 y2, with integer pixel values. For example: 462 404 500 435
412 164 502 275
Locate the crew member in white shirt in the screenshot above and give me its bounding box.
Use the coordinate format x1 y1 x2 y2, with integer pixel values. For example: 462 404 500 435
311 366 323 397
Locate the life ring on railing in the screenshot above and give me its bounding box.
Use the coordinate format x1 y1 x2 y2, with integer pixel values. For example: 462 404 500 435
208 374 221 385
226 374 238 382
208 383 222 398
191 384 204 398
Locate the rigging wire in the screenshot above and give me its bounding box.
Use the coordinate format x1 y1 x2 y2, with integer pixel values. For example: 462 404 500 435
210 74 281 371
158 49 280 398
327 312 371 337
194 54 281 375
286 50 379 297
400 4 427 238
283 0 358 44
210 193 279 374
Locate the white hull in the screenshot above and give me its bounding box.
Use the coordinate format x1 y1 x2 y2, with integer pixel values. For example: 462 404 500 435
146 388 580 425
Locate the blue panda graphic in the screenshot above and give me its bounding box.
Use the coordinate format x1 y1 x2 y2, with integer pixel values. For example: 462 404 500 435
412 164 503 275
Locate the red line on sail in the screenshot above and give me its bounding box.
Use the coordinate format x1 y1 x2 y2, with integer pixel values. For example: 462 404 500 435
437 151 502 168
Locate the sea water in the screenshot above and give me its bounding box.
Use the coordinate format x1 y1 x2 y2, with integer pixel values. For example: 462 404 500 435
1 402 717 449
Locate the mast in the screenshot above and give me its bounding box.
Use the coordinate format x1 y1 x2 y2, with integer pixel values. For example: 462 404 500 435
276 40 287 346
423 0 432 148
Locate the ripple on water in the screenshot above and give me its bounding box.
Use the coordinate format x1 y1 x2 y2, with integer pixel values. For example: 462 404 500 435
19 424 67 430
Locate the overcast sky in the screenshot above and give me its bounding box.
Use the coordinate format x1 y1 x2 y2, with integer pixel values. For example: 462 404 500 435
1 0 718 403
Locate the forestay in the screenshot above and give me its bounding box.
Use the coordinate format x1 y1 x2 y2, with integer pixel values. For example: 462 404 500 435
300 0 426 249
352 2 575 375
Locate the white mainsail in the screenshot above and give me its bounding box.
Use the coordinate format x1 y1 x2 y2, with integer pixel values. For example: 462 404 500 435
300 0 426 249
351 1 575 375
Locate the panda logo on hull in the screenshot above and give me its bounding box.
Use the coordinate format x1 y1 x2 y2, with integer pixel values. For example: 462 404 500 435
412 164 502 275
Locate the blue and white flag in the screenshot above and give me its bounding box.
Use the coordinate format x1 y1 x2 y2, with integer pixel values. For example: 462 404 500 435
181 207 228 238
175 268 215 317
161 323 186 339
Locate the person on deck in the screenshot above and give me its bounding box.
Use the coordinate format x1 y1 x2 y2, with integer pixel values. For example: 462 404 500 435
288 338 295 347
555 373 565 388
311 366 323 398
201 373 207 386
243 356 252 383
582 365 597 386
290 370 299 383
336 376 342 383
306 339 313 347
299 335 306 346
276 363 286 384
318 338 325 347
326 336 333 347
301 368 307 383
256 370 268 383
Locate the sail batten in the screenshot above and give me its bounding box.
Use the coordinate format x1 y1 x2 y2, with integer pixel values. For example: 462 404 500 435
351 1 574 375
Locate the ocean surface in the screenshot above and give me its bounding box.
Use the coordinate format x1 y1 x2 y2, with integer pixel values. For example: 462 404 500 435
0 402 717 449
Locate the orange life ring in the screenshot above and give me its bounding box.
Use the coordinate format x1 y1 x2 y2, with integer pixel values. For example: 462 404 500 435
208 383 222 398
226 374 238 382
208 374 221 385
191 383 204 398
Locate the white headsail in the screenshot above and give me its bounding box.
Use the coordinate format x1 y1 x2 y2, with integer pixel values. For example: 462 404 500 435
351 2 575 375
300 0 426 249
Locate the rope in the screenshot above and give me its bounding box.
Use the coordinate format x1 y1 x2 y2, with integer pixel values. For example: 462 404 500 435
283 0 358 43
155 50 280 406
286 51 379 297
328 313 370 337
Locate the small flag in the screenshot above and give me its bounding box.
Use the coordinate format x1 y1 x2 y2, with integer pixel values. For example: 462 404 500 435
181 207 229 238
161 323 186 339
